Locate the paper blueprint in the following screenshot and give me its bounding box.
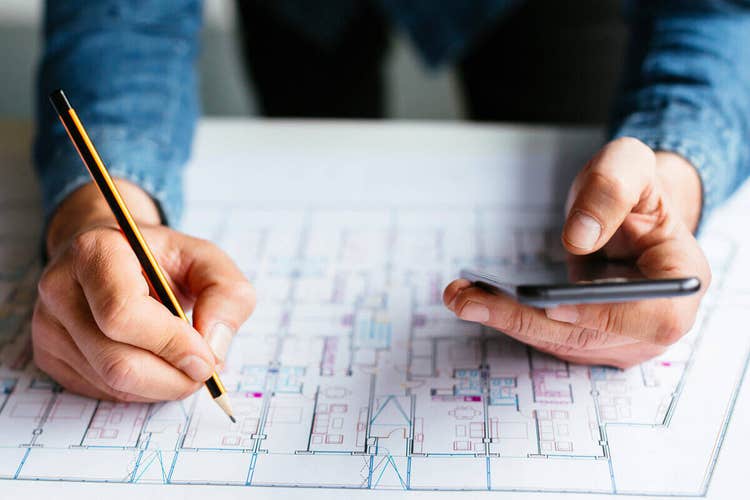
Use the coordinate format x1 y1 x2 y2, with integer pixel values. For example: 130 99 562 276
0 121 749 498
0 199 748 495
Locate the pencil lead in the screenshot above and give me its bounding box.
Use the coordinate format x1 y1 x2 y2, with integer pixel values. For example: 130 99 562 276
215 393 235 422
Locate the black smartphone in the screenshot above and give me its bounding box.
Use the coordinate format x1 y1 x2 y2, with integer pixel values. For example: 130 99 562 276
459 260 701 308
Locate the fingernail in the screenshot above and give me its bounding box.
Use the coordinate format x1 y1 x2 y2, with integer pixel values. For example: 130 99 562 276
566 211 601 250
460 301 490 323
546 305 579 324
207 322 234 363
177 355 212 382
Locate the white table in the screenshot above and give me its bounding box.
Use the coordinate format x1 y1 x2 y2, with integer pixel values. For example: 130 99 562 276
1 119 748 500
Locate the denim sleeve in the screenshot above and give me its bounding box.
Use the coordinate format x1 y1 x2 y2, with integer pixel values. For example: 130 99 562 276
610 0 750 228
34 0 202 228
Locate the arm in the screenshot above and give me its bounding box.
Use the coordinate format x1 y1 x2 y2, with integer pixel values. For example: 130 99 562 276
32 1 255 401
35 0 203 227
611 0 750 228
443 1 750 367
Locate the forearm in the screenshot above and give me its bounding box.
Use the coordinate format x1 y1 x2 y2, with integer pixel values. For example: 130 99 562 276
610 0 750 230
35 0 202 229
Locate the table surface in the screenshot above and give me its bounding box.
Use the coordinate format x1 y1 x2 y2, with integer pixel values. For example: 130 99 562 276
1 118 748 500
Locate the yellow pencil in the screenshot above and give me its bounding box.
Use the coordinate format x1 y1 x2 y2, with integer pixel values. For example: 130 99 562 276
49 89 235 422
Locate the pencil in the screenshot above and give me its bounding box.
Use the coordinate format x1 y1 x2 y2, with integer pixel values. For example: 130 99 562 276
49 89 236 423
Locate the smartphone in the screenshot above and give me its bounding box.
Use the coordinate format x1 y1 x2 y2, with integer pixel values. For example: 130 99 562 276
459 260 701 307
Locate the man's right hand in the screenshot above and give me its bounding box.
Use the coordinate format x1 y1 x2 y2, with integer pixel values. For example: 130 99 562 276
32 180 255 402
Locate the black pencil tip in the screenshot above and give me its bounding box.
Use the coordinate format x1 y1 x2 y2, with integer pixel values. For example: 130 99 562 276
229 415 236 424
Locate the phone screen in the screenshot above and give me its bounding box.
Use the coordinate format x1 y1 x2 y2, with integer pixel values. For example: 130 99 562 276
468 258 645 287
460 259 698 306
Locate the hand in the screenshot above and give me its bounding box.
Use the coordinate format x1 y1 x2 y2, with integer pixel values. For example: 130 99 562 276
32 181 255 401
443 138 711 369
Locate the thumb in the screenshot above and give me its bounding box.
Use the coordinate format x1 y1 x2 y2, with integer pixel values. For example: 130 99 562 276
161 231 256 363
562 138 658 255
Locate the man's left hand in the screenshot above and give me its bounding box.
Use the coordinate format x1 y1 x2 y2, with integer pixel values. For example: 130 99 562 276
443 137 711 369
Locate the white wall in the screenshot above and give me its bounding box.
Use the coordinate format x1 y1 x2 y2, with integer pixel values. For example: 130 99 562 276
0 0 461 120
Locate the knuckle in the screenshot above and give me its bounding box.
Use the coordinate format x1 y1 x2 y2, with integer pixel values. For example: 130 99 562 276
36 270 54 302
234 280 256 313
654 304 690 345
589 170 631 206
563 327 605 351
158 241 184 274
598 307 625 335
70 229 102 256
100 354 138 393
71 228 119 272
37 263 68 304
506 307 534 337
153 328 185 360
30 307 51 347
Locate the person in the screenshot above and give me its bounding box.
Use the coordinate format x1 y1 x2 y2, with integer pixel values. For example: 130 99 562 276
31 0 750 402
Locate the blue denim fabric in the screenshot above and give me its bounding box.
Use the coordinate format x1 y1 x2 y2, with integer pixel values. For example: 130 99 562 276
610 0 750 228
35 0 750 230
34 0 202 227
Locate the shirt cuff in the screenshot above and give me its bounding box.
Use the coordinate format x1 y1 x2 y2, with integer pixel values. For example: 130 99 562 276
610 108 736 233
36 125 185 229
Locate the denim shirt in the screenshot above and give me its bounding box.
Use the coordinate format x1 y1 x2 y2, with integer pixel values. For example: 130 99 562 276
34 0 750 230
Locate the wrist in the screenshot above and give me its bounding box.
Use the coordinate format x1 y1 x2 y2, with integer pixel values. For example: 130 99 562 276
46 180 162 258
654 152 702 232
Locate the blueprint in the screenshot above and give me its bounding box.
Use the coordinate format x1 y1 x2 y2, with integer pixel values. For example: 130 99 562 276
1 200 749 496
0 121 749 498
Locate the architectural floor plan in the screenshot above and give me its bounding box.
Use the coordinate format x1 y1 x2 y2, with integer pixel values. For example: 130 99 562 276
1 200 748 495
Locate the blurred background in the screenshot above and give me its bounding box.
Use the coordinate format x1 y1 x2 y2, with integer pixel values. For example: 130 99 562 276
0 0 625 123
0 1 463 121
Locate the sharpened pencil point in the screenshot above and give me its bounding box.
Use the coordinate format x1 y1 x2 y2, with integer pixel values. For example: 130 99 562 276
215 393 235 423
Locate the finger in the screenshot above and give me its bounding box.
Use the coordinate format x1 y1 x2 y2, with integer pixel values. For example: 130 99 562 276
534 341 668 370
563 137 657 254
443 278 473 309
70 229 216 382
32 302 131 400
156 231 256 363
36 345 162 403
44 280 203 400
32 302 160 402
546 234 709 345
33 345 115 401
445 283 636 351
35 338 162 403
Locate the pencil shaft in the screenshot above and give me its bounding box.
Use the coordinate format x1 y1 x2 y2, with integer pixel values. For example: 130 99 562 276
51 94 185 320
49 90 232 417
